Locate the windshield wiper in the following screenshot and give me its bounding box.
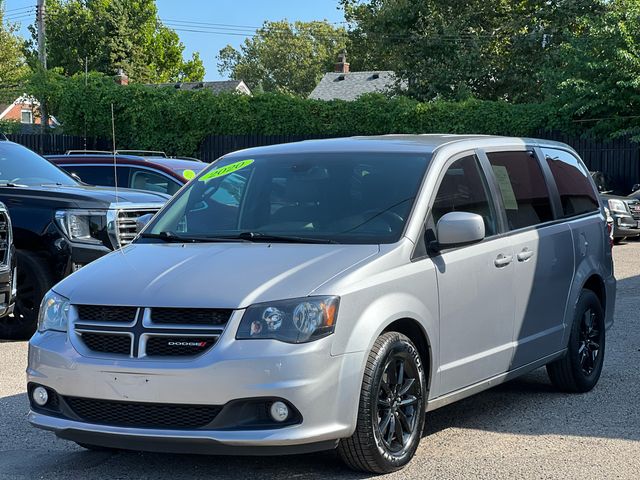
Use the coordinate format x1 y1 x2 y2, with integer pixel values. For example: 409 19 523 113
234 232 337 244
139 231 248 243
0 182 27 187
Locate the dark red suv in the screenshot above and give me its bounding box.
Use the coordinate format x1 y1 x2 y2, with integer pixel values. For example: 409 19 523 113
47 150 208 195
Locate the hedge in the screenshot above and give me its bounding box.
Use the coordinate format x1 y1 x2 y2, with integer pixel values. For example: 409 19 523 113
27 72 565 156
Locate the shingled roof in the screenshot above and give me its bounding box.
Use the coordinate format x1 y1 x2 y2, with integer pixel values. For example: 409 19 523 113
149 80 252 95
308 71 400 101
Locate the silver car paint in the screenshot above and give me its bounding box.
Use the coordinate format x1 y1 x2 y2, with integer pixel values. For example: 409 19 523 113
27 135 616 451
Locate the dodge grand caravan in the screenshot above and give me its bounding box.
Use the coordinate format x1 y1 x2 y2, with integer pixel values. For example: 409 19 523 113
27 135 615 473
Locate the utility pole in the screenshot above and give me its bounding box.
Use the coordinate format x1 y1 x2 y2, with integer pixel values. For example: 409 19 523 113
36 0 47 133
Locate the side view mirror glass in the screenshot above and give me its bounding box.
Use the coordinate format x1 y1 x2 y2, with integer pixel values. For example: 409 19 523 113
135 213 154 233
434 211 485 249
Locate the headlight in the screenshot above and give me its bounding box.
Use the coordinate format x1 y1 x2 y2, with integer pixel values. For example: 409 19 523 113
37 290 70 333
55 210 107 244
236 296 339 343
607 199 628 214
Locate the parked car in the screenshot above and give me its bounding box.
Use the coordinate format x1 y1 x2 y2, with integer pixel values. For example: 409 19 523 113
0 140 168 338
27 136 615 473
47 151 208 196
601 194 640 243
0 202 16 319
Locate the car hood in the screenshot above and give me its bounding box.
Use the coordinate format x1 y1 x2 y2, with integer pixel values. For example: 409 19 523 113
54 242 380 308
0 184 168 209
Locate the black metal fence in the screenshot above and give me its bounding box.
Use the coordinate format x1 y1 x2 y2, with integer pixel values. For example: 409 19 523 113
4 133 110 155
5 132 640 192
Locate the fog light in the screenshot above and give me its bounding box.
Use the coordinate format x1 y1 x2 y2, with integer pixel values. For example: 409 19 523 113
269 401 289 422
32 386 49 407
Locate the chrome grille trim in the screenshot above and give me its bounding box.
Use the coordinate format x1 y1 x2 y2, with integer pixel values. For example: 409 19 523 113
116 208 160 247
0 208 12 268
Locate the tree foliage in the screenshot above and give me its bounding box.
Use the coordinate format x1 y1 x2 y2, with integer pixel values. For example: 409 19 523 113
37 0 205 83
342 0 606 102
0 1 29 100
218 20 348 96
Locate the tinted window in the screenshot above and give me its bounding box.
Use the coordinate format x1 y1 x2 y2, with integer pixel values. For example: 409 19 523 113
543 148 599 217
486 151 554 230
63 166 116 186
430 155 497 236
130 169 181 195
0 142 77 186
147 152 430 244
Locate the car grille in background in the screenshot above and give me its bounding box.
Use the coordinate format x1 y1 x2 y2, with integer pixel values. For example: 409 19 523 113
76 305 138 323
63 396 221 429
116 208 160 247
72 306 228 359
627 199 640 220
79 333 132 355
0 210 9 267
151 308 232 325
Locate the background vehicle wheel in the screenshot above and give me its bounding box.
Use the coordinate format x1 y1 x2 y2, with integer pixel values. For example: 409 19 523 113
0 251 53 340
613 237 624 245
547 289 606 393
338 332 426 474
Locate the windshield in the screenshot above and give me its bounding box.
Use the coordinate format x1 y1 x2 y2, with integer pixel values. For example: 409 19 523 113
0 142 78 186
144 152 430 244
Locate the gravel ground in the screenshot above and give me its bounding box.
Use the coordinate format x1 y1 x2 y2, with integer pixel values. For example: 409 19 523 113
1 242 639 479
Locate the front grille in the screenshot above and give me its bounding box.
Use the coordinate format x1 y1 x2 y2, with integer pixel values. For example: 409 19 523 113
116 208 160 246
76 305 138 323
72 306 226 359
146 336 217 357
0 210 10 267
627 200 640 220
79 333 131 355
151 308 231 326
64 396 221 429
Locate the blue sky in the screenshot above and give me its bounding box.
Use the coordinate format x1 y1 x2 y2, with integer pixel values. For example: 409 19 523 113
3 0 346 80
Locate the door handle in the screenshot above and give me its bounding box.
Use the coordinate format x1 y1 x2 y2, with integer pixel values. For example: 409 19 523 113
494 253 513 268
517 248 534 262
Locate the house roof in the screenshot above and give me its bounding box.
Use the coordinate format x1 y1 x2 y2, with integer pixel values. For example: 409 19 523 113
149 80 251 95
308 71 400 101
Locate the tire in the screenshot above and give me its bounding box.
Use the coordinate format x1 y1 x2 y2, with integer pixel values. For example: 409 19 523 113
613 237 624 245
0 250 54 340
338 332 426 474
546 289 606 393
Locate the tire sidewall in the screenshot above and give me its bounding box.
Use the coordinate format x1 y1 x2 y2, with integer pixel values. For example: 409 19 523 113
567 290 606 391
369 334 426 471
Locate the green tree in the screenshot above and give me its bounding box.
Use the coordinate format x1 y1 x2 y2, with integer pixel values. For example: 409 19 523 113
38 0 205 83
218 20 348 96
550 0 640 138
0 0 29 101
342 0 606 102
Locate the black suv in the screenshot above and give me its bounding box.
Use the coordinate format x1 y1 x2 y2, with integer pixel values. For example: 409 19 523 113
0 140 168 338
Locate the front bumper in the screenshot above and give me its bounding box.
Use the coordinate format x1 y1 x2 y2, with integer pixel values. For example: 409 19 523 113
27 329 364 453
611 212 640 238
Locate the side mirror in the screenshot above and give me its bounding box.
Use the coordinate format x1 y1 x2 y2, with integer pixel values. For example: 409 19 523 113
70 172 83 183
632 184 640 193
135 213 154 233
433 212 485 250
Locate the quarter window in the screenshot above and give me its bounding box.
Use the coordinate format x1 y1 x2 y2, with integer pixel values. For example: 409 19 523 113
542 148 599 217
486 151 554 230
130 169 181 195
430 155 497 237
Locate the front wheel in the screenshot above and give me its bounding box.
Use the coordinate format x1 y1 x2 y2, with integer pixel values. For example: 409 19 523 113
338 332 426 474
546 289 606 393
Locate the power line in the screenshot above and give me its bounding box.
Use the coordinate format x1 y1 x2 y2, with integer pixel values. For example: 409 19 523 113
2 5 35 14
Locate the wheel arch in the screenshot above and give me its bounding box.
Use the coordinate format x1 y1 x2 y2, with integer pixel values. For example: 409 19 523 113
582 273 606 313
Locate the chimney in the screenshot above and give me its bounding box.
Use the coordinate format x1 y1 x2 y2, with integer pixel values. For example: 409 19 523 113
335 50 350 73
114 68 129 86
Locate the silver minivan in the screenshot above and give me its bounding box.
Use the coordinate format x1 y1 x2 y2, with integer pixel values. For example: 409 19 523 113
27 135 615 473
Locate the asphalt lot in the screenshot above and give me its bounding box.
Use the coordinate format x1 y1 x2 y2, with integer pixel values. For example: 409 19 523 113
1 242 639 479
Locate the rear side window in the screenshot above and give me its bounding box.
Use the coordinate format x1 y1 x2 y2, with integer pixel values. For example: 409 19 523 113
430 155 497 237
129 168 181 195
63 166 116 186
486 151 554 230
542 148 599 217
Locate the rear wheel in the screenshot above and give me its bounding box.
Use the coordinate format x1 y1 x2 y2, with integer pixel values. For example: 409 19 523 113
547 289 605 393
338 332 426 474
0 251 53 339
